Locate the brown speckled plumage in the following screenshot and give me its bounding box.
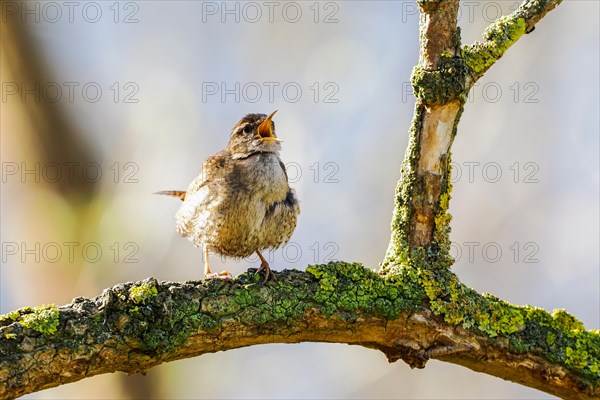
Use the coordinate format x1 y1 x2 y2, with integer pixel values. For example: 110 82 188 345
157 112 299 282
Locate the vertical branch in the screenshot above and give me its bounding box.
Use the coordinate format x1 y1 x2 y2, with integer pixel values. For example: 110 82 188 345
418 0 461 66
382 0 563 274
382 0 462 272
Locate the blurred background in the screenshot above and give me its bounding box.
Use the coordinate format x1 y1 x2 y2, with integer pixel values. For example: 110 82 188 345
1 0 598 398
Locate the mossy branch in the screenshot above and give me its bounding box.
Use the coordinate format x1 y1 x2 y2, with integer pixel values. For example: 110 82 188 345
2 0 588 399
382 0 563 271
462 0 563 83
1 264 598 399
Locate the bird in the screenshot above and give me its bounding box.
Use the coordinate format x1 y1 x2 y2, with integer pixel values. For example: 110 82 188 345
156 111 300 283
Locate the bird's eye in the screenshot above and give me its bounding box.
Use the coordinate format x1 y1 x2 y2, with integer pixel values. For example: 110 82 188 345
243 124 252 133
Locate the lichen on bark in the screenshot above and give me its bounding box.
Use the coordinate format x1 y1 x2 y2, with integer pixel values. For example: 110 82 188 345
1 264 597 398
4 0 596 399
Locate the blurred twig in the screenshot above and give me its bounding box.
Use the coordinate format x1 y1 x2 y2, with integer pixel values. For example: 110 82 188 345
1 2 98 200
1 3 158 398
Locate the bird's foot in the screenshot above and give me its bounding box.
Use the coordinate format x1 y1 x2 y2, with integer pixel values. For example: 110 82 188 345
255 261 276 284
204 271 233 280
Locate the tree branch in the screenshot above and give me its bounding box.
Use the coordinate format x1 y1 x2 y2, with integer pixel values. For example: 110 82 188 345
382 0 462 270
383 0 563 270
462 0 563 85
1 266 598 399
2 0 594 399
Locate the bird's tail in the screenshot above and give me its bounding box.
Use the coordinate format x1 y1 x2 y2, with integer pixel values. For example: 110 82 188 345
154 190 186 201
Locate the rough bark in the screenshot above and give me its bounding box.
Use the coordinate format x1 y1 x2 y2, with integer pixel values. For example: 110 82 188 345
383 0 563 269
2 0 597 400
1 268 598 400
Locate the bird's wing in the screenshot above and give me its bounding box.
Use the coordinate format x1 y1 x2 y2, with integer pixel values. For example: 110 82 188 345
279 160 289 182
185 151 229 195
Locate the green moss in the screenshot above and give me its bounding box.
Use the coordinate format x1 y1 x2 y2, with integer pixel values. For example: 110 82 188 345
431 160 456 270
5 305 61 336
410 266 599 384
307 262 418 319
479 295 525 337
546 331 556 346
203 295 242 315
552 308 585 332
384 6 529 276
411 56 468 105
563 332 600 379
566 346 590 370
382 105 423 271
193 313 220 332
0 309 21 324
119 271 320 352
129 282 158 305
382 108 458 274
1 265 595 386
462 16 526 77
307 262 598 387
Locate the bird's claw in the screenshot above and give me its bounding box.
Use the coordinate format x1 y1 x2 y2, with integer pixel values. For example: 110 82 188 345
205 271 233 281
255 262 276 284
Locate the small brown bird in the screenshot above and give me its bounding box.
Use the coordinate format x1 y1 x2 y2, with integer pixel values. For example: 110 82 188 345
156 111 299 283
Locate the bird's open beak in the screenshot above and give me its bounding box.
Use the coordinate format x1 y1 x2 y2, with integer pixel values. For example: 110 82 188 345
258 110 277 141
